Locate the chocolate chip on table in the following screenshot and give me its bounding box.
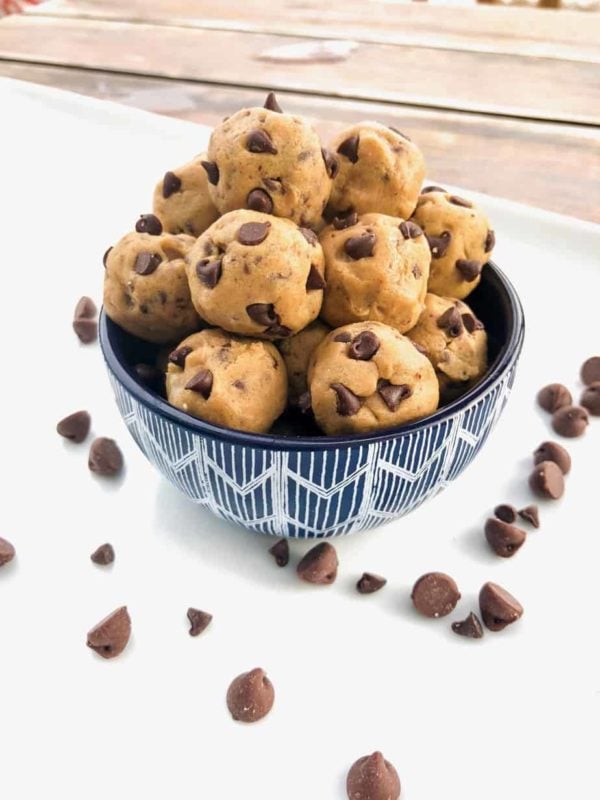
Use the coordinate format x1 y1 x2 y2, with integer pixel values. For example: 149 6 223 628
246 303 278 327
334 332 352 343
485 517 526 558
162 171 182 199
377 379 412 412
533 441 571 475
333 210 358 230
297 542 338 585
479 582 523 632
90 543 115 566
411 572 461 618
87 606 131 659
73 317 98 344
201 160 219 186
581 382 600 415
448 195 473 208
134 252 162 276
537 383 572 413
299 227 318 246
426 231 451 258
237 221 271 246
0 537 15 567
135 213 163 236
581 356 600 385
348 331 380 361
451 612 484 639
356 572 387 594
88 437 124 477
264 91 283 112
399 220 422 239
185 369 213 399
103 246 112 268
321 147 339 179
268 539 289 567
246 188 273 214
168 345 193 369
494 504 517 524
337 135 360 163
226 668 275 722
456 259 482 281
306 264 326 291
518 505 540 528
246 128 278 154
56 410 91 443
422 185 446 194
437 306 463 337
332 383 362 417
187 608 213 637
484 230 496 252
344 233 376 260
74 296 97 320
552 405 589 438
529 460 565 499
346 752 401 800
196 258 223 288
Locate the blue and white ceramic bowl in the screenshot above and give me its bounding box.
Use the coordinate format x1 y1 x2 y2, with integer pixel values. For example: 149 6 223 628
100 261 524 538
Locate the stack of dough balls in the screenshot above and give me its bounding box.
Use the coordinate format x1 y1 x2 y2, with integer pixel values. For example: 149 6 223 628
103 93 495 436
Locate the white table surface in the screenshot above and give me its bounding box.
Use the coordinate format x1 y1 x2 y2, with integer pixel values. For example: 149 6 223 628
0 78 598 800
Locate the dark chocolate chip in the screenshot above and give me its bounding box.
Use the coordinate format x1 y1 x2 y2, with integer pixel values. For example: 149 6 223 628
135 251 162 276
333 332 352 343
344 233 376 260
162 171 182 199
321 147 339 179
246 303 278 327
187 608 213 637
185 369 213 399
581 356 600 386
333 210 358 230
269 539 289 567
552 405 589 438
331 383 362 416
461 313 483 334
437 306 463 338
485 517 526 558
297 390 312 414
411 572 461 618
537 383 572 413
337 135 359 163
87 606 131 659
74 296 97 320
247 188 273 214
479 582 523 632
451 612 484 639
426 231 452 258
306 264 326 291
237 221 271 246
518 505 540 529
533 441 571 475
377 379 412 412
356 572 387 594
484 229 496 252
456 259 482 282
297 542 338 585
88 437 124 477
201 160 219 186
56 410 91 444
73 318 98 344
529 460 565 499
196 258 222 288
494 504 517 524
103 246 112 268
90 543 115 566
448 195 473 208
135 213 163 235
0 537 16 567
246 128 277 154
299 227 318 246
264 91 282 112
168 346 193 369
422 185 446 194
399 220 422 239
347 752 401 800
388 125 410 141
581 382 600 415
226 668 275 722
348 331 380 361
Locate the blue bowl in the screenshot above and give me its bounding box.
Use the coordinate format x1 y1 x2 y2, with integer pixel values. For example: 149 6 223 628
100 261 524 538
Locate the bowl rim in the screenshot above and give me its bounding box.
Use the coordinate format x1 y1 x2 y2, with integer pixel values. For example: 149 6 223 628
100 259 525 452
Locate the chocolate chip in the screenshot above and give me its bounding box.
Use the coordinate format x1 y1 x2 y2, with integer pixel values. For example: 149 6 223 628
73 317 98 344
263 177 283 193
90 543 115 566
269 539 289 567
426 231 452 258
333 210 358 230
529 460 565 499
187 608 213 637
581 382 600 415
377 379 412 412
449 195 473 208
333 332 352 343
162 171 182 199
89 438 124 477
297 542 338 585
299 227 318 245
57 410 91 443
227 668 275 723
518 505 540 528
264 91 282 112
185 369 213 399
437 306 463 338
297 390 312 414
0 537 15 567
103 246 112 268
411 572 460 618
74 296 97 320
344 233 376 260
533 441 571 475
356 572 387 594
422 185 446 194
552 405 589 438
461 313 483 333
347 752 401 800
87 606 131 659
321 147 339 179
337 135 359 163
246 188 273 214
537 383 572 413
304 264 325 291
201 160 219 186
246 128 277 154
246 303 278 327
348 331 380 361
456 259 482 281
168 346 193 369
484 230 496 252
331 383 362 416
399 220 422 239
135 252 162 276
196 258 222 288
237 221 271 246
581 356 600 385
136 213 163 236
494 504 517 523
485 517 526 558
266 323 292 338
479 582 523 632
451 612 484 639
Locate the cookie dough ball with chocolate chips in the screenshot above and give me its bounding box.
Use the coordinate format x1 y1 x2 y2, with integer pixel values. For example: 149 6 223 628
104 231 200 344
166 328 287 433
152 154 219 237
307 321 439 436
204 93 332 228
319 213 430 333
408 293 488 402
327 121 425 220
278 320 331 405
186 209 325 340
412 187 495 300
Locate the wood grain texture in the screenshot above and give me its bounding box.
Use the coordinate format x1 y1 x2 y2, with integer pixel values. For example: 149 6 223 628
2 62 598 222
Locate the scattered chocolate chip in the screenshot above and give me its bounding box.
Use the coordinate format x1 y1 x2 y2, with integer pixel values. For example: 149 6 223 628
426 231 451 258
201 160 219 186
306 264 326 291
297 542 338 585
456 259 482 282
57 410 91 443
356 572 387 594
422 185 446 194
269 539 289 567
461 313 483 333
581 382 600 415
331 383 362 416
333 210 358 230
494 504 517 524
321 147 339 179
333 332 352 343
297 390 312 414
529 460 565 499
227 667 275 722
196 258 222 288
187 608 213 637
411 572 461 618
246 128 277 154
377 379 412 412
533 441 571 475
246 303 278 327
299 227 318 246
74 296 97 320
168 346 193 369
437 306 463 337
73 317 98 344
537 383 572 413
485 517 526 558
451 612 484 639
344 233 376 260
337 135 360 163
264 91 282 112
246 188 273 214
348 331 380 361
134 252 162 276
479 582 523 632
185 369 213 399
552 405 589 438
103 246 112 268
518 505 540 528
90 543 115 566
237 221 271 246
162 171 182 199
135 213 163 235
448 195 473 208
399 220 422 239
87 606 131 659
581 356 600 386
484 230 496 252
88 437 124 477
0 537 15 567
347 752 401 800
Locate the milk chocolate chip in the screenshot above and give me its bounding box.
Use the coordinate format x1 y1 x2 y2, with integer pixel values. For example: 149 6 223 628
187 608 213 637
247 188 273 214
56 410 91 443
581 356 600 385
581 383 600 415
90 543 115 566
529 460 564 499
533 441 571 474
0 537 15 567
494 504 517 524
86 606 131 659
74 296 97 320
485 517 526 558
237 221 271 246
269 539 289 567
297 542 338 585
344 233 376 260
451 612 484 639
356 573 387 594
377 380 412 412
226 668 275 722
518 505 540 528
479 582 523 631
88 438 124 477
346 752 401 800
411 572 460 618
134 252 162 276
537 383 572 413
552 405 589 438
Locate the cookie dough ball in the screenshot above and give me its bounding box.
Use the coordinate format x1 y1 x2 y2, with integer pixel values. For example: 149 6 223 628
327 121 425 220
152 155 219 237
186 210 325 340
278 320 331 405
166 328 287 433
204 94 332 228
307 321 439 436
104 231 199 344
319 213 430 333
411 187 495 300
408 294 488 402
